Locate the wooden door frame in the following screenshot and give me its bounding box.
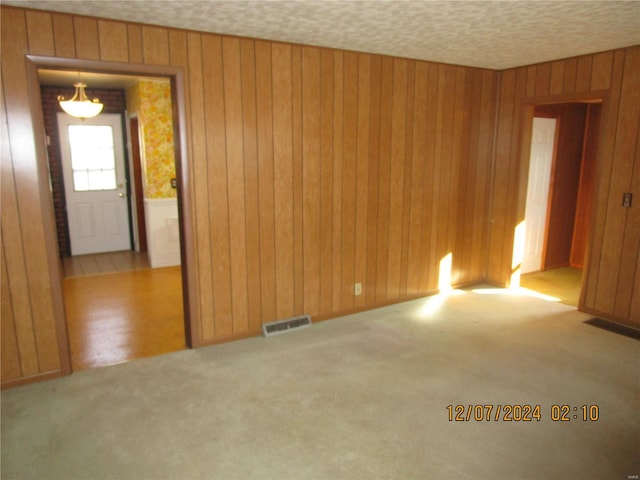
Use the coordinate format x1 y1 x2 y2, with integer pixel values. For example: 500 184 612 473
516 90 608 311
128 116 147 253
25 55 198 372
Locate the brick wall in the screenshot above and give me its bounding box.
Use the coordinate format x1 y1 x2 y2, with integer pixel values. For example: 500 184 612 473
41 86 126 257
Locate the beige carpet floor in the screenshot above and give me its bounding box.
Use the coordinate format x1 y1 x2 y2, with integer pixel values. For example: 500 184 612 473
2 286 638 480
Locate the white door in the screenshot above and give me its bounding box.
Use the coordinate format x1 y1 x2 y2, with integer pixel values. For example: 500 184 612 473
522 117 557 274
58 113 130 255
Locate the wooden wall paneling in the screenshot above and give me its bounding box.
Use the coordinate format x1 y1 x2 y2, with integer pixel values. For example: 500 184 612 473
500 67 529 283
51 13 76 58
590 51 614 91
0 73 39 377
549 60 565 95
222 37 249 334
272 43 295 319
1 242 22 381
239 38 263 333
418 63 439 292
169 30 188 70
386 59 408 300
399 61 415 296
473 70 498 281
354 53 371 307
203 34 233 337
445 65 462 266
436 66 456 284
98 20 128 62
426 65 446 289
486 68 515 283
628 122 640 324
254 40 277 324
525 66 537 97
2 8 61 374
2 10 61 373
562 57 577 94
291 46 304 315
330 51 344 311
142 25 170 66
73 17 99 60
25 10 54 56
450 66 470 284
611 47 640 320
187 32 213 342
575 56 593 92
319 49 335 314
386 58 408 300
406 62 428 295
453 67 475 285
27 59 72 376
453 68 476 284
582 50 625 311
167 28 201 347
302 47 322 316
535 63 551 97
365 55 381 305
374 56 392 303
127 24 143 64
339 51 358 310
429 65 451 287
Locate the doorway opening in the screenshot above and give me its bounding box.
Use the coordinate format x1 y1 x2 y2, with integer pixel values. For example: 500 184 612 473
519 99 602 307
29 56 194 371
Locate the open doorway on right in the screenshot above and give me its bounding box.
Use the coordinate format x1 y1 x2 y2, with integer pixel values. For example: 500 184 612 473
520 101 601 307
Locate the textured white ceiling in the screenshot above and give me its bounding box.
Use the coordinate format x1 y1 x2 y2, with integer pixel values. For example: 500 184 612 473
7 0 640 69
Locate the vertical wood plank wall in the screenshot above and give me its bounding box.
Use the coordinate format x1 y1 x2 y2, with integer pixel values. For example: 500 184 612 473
487 46 640 328
1 6 497 387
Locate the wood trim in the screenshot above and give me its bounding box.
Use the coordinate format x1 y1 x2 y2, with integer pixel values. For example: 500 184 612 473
25 56 72 376
1 370 65 390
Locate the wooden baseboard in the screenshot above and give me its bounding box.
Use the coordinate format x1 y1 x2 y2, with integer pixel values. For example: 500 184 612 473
1 370 65 390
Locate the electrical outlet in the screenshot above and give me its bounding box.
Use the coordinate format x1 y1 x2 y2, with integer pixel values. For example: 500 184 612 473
354 282 362 296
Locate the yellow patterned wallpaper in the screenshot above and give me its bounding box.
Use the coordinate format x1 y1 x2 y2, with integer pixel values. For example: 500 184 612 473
130 80 176 199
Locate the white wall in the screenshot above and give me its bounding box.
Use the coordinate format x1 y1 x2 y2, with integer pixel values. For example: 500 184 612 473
144 198 181 268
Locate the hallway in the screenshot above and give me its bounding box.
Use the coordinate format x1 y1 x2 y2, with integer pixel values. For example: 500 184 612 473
520 267 583 307
63 264 185 371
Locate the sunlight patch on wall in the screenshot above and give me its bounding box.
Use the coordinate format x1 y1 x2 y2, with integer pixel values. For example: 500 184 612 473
438 252 453 293
511 221 526 287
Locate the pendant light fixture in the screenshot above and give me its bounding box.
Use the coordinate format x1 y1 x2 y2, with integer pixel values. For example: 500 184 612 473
58 82 104 119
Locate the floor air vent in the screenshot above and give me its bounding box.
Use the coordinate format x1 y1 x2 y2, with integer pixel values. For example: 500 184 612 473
262 315 312 337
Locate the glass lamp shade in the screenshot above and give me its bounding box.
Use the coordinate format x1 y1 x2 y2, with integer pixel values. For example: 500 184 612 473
58 83 104 119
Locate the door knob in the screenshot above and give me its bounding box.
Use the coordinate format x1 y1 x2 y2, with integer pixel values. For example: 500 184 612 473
118 192 125 198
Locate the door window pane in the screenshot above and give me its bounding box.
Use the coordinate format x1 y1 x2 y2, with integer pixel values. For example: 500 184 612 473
68 125 118 191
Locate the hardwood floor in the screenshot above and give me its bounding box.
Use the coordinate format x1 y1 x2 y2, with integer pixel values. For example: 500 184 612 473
520 267 583 307
63 266 185 371
63 251 150 277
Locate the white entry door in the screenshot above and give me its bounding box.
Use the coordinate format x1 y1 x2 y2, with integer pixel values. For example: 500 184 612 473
522 117 557 274
58 113 130 255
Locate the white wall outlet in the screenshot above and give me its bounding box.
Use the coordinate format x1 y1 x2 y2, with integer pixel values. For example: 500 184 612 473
354 282 362 296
